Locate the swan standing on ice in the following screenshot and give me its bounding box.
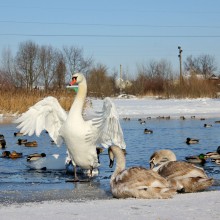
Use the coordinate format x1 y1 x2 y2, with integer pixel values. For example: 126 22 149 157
15 73 126 181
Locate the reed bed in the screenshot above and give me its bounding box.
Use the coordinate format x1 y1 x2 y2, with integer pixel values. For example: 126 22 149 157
0 89 75 115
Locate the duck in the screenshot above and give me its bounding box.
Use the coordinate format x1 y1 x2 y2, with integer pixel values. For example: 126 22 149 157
144 128 153 134
139 120 146 124
1 151 11 158
15 73 126 181
9 151 23 159
185 154 206 165
24 141 38 147
17 138 28 145
0 139 6 149
14 132 24 137
205 152 220 160
185 137 199 145
149 149 213 193
214 159 220 165
2 150 23 159
204 123 212 128
26 153 68 170
108 145 176 199
27 153 46 162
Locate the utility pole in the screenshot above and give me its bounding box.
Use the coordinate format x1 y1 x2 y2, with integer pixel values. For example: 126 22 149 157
120 64 122 94
178 46 183 84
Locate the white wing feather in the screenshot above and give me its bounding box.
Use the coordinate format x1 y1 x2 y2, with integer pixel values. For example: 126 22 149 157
91 97 126 149
14 96 67 145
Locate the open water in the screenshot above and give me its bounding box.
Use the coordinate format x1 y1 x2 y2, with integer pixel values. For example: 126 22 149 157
0 116 219 204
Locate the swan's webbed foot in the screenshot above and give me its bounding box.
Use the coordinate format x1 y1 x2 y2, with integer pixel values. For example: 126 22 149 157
65 165 91 183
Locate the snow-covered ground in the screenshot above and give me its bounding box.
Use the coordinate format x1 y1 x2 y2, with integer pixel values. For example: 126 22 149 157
0 191 219 220
88 97 220 119
0 97 220 219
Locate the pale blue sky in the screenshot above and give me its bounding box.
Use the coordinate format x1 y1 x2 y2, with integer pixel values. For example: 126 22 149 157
0 0 220 76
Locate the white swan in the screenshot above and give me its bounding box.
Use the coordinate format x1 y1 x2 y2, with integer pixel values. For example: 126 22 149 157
15 73 126 181
149 149 214 193
108 145 176 199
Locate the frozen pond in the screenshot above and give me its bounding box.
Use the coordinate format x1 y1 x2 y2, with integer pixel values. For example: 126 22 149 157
0 117 220 204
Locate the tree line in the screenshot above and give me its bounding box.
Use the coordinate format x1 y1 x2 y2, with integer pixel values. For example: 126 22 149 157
0 40 219 98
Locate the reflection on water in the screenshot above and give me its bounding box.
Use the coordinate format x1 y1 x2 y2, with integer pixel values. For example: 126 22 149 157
0 117 220 203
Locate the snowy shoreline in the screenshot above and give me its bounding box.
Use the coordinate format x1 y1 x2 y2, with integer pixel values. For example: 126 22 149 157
0 191 219 220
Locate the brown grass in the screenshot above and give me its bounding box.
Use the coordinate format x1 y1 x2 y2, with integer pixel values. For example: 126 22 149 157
0 88 75 114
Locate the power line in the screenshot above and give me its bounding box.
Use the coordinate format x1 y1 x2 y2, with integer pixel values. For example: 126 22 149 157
0 20 220 29
1 33 220 38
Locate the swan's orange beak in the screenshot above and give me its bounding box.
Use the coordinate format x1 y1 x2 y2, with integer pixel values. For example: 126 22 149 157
69 78 77 86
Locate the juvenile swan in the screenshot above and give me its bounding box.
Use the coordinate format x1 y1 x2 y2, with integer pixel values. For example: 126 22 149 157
108 146 176 199
149 149 214 193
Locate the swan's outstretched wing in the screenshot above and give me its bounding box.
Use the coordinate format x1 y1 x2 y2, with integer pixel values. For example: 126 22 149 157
91 97 126 149
14 96 67 145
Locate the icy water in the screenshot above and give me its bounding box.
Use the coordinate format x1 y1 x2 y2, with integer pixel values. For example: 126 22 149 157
0 117 220 204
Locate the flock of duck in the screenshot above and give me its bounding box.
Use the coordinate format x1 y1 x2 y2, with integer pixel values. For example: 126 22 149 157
0 132 39 159
0 72 219 199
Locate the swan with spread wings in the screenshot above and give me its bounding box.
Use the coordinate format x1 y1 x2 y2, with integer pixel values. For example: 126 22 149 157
15 73 126 181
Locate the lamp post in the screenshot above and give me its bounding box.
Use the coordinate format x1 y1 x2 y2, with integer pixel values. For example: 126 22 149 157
178 46 183 84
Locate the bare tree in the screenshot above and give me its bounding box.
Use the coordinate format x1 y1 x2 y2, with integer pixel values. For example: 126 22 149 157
87 64 116 97
63 46 93 80
38 45 58 90
184 54 217 78
15 41 40 90
0 47 16 86
136 59 173 94
53 52 66 89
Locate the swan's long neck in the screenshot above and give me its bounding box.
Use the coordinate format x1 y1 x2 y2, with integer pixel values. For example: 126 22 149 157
110 146 126 181
69 80 87 117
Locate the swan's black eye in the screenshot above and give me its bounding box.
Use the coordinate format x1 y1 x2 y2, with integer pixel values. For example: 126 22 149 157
72 76 77 80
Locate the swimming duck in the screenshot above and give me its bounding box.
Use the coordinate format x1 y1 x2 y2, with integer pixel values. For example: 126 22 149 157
185 154 206 165
2 150 23 159
24 141 38 147
214 159 220 165
204 124 212 128
144 128 153 134
205 152 220 160
14 132 24 137
26 153 67 170
0 139 6 149
2 151 11 158
149 149 213 193
15 73 126 181
9 151 23 159
17 138 28 145
186 137 199 145
139 120 146 124
27 153 46 162
108 145 176 199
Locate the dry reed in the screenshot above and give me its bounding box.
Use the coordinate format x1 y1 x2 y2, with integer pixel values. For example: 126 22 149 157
0 88 75 115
